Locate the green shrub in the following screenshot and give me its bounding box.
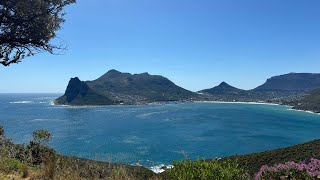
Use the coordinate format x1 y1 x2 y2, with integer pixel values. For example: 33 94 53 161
0 158 25 173
168 159 249 180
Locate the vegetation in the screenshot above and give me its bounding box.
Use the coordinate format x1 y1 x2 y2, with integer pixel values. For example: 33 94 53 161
168 159 249 180
293 88 320 113
221 139 320 176
255 158 320 180
0 0 76 66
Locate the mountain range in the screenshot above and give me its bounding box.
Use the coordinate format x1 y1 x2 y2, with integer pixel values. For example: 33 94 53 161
55 71 320 112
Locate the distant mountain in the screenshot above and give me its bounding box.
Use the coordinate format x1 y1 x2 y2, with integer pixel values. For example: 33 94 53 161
54 77 114 105
292 88 320 113
199 82 245 95
254 73 320 92
55 70 197 105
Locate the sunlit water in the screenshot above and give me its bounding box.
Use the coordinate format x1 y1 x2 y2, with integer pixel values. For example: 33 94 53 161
1 93 320 172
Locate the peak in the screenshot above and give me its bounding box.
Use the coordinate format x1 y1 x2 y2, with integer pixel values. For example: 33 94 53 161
219 81 229 86
218 82 229 86
70 77 81 82
107 69 121 74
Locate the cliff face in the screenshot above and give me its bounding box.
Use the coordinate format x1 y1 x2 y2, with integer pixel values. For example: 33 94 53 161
254 73 320 92
54 77 114 106
55 70 197 106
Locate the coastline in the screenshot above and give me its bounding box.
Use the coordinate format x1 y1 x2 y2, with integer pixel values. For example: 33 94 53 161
195 100 320 115
194 100 280 106
51 99 320 115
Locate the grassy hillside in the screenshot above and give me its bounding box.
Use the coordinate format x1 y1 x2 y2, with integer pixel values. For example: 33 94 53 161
293 88 320 113
220 139 320 175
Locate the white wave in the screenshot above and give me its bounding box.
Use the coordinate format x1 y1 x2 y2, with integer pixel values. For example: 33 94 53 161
33 97 56 100
137 111 168 118
196 101 280 106
123 135 144 144
38 101 49 104
149 164 173 174
10 101 33 104
29 119 51 122
29 118 65 122
287 108 320 115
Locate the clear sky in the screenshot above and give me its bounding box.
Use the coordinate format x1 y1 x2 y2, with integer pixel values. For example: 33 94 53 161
1 0 320 93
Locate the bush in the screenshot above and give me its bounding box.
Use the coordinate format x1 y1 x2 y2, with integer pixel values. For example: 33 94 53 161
255 158 320 180
32 129 52 145
0 125 4 136
0 157 25 173
168 159 249 180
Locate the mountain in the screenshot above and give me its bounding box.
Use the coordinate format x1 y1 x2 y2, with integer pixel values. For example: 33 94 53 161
292 88 320 113
254 73 320 92
199 82 245 95
54 77 114 105
55 70 197 105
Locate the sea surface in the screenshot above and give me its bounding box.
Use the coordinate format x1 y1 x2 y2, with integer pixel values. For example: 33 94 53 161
1 93 320 172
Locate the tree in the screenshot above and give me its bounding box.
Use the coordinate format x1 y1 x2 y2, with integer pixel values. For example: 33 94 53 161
0 0 76 66
32 129 52 145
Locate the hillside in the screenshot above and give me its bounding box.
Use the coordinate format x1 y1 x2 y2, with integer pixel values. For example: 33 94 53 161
254 73 320 92
292 88 320 113
199 82 245 95
55 70 197 105
221 139 320 175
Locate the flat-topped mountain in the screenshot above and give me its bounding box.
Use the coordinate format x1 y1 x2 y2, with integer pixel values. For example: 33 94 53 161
55 70 197 105
254 73 320 92
199 82 245 95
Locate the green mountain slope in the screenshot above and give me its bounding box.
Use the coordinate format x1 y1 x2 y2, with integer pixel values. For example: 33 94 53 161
86 69 197 103
292 88 320 113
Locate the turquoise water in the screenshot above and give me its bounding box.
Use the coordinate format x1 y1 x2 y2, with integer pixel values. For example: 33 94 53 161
1 94 320 171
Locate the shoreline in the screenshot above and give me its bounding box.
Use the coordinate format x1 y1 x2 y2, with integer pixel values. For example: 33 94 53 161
195 101 320 115
51 99 320 115
194 100 280 106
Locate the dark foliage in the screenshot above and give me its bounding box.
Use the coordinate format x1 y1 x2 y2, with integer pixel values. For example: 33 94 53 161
0 0 76 66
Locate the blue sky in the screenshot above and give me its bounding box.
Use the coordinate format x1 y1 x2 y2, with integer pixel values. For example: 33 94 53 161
1 0 320 93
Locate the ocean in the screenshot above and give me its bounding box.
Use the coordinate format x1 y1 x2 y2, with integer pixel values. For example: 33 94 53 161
1 93 320 172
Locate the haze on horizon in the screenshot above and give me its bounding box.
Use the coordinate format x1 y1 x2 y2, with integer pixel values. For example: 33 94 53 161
1 0 320 93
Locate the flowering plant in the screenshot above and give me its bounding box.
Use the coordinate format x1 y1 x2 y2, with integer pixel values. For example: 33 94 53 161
255 158 320 180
